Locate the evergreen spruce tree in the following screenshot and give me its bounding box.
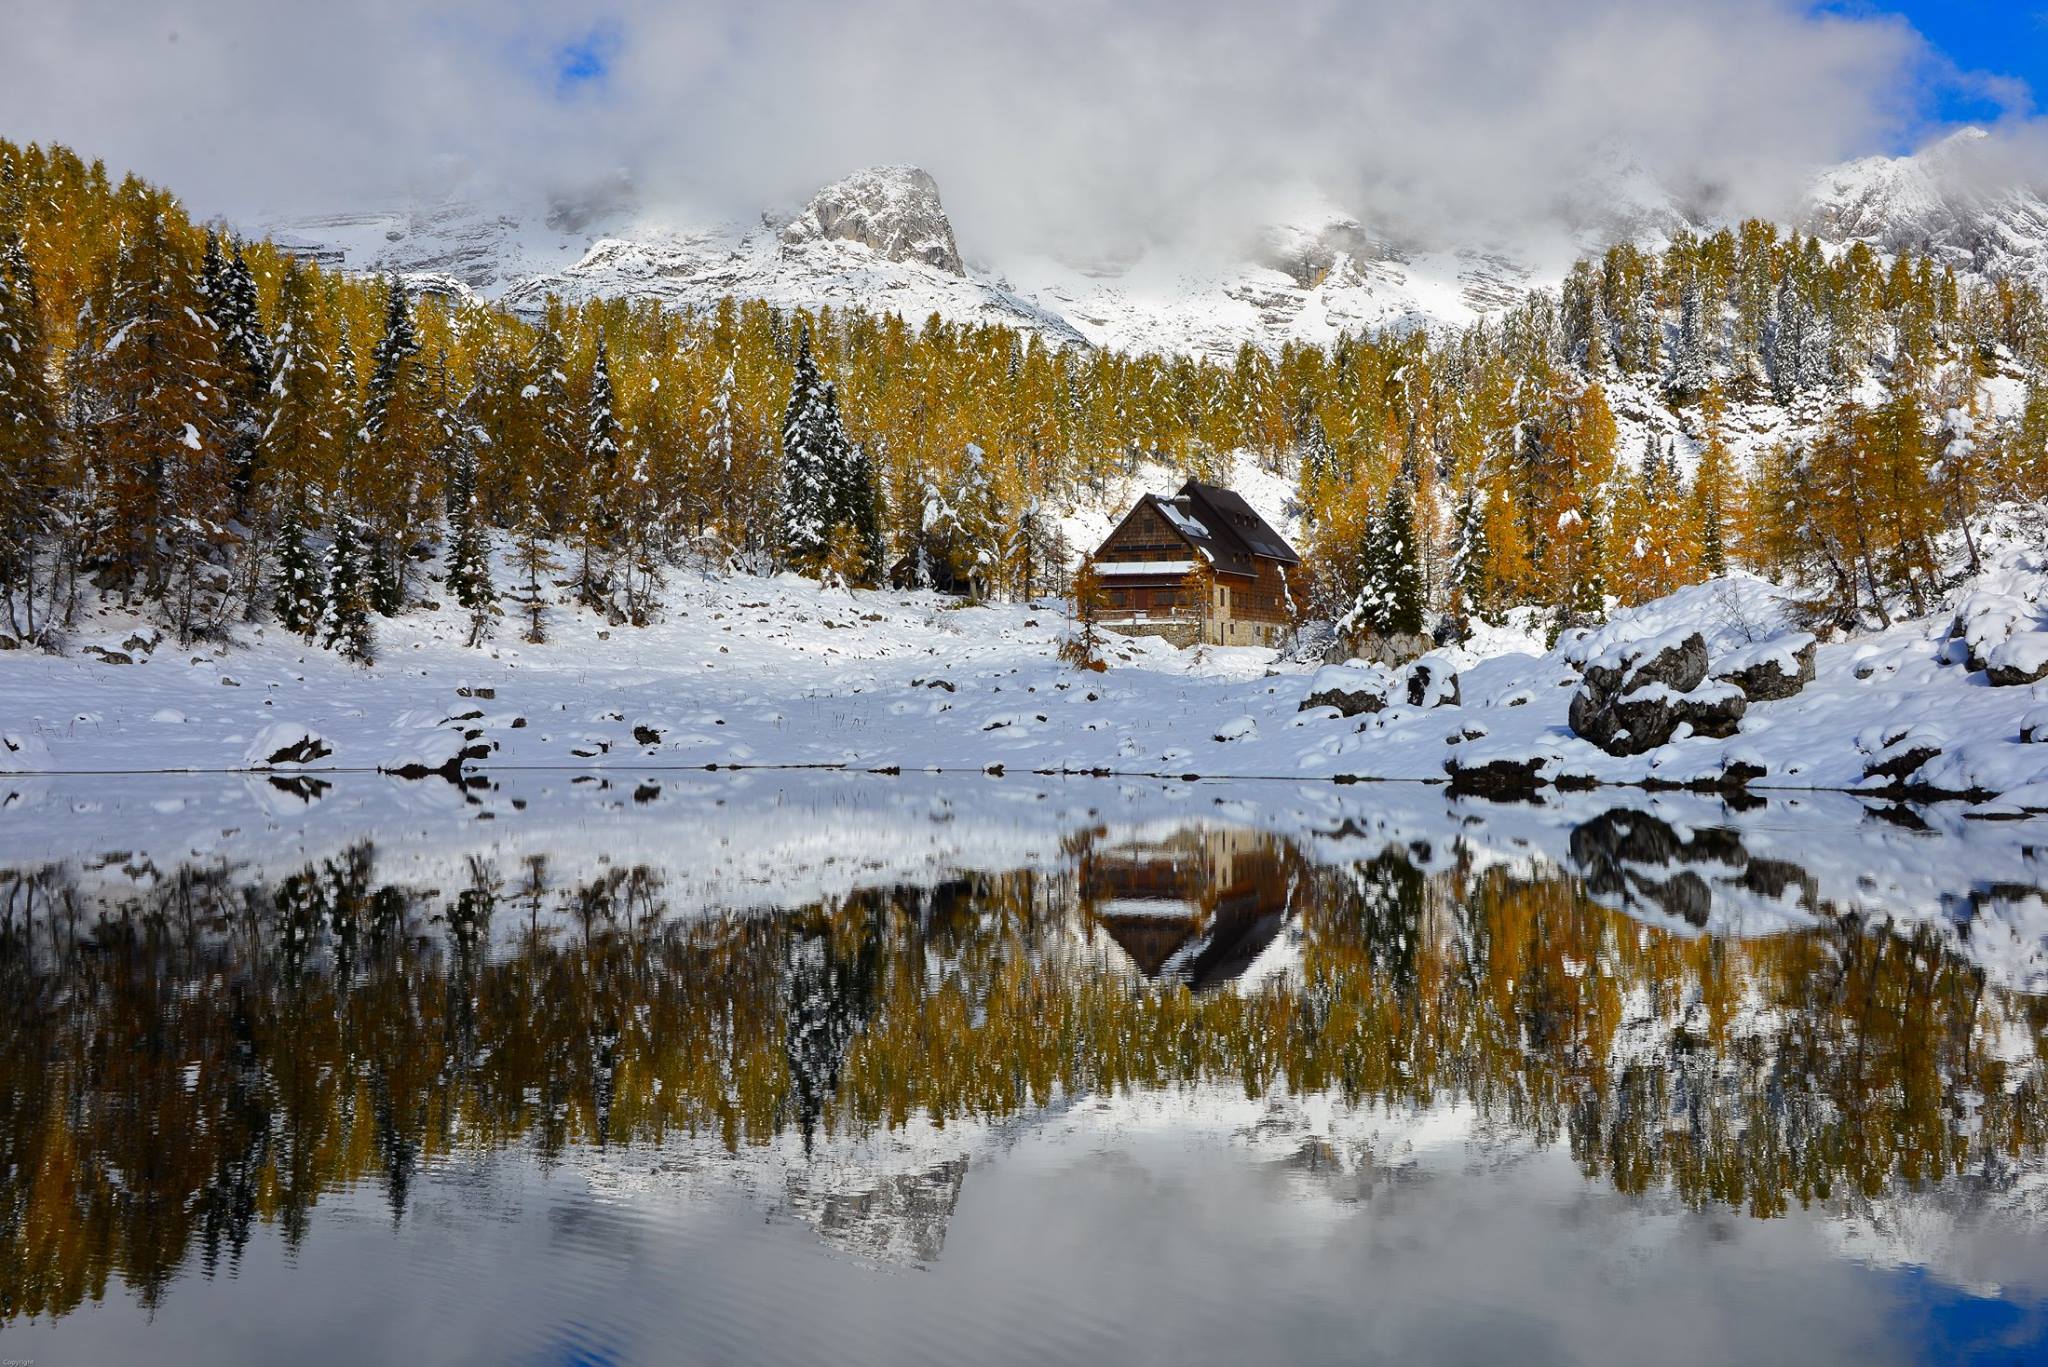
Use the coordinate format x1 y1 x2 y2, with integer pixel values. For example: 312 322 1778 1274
1379 475 1425 639
444 445 495 647
272 504 324 637
1298 411 1337 497
523 322 576 529
358 278 431 598
367 539 403 615
203 234 270 514
779 328 835 568
576 339 620 607
320 510 374 663
1449 483 1493 626
1343 477 1424 643
841 430 884 583
1670 281 1712 401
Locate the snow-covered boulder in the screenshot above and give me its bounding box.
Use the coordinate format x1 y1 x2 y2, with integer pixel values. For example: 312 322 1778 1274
1300 654 1459 718
1987 632 2048 687
1299 663 1397 717
0 730 52 773
1859 723 1948 788
1949 590 2042 675
1212 715 1258 743
2020 704 2048 744
1403 652 1461 709
1713 633 1817 702
243 723 333 769
379 728 469 781
1567 630 1746 757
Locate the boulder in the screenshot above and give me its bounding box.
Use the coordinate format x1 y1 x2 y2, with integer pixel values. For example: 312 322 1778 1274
1713 635 1817 702
1987 633 2048 687
1300 664 1395 718
1404 652 1461 709
1567 631 1746 757
244 724 333 769
1347 630 1432 668
1444 754 1549 799
1861 726 1944 785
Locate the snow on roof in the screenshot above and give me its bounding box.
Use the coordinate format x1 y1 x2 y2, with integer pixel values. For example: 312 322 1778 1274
1156 501 1210 539
1093 897 1200 920
1097 560 1199 577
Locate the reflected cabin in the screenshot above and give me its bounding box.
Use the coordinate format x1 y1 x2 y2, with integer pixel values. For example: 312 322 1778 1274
1088 481 1300 648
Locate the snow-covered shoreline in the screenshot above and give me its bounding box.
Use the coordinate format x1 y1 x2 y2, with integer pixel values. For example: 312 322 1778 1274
7 524 2048 815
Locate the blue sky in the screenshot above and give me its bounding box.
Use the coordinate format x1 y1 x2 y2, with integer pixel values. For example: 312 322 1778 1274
1824 1 2048 127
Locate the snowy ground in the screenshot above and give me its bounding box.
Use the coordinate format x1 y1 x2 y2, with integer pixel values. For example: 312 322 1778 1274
5 527 2048 812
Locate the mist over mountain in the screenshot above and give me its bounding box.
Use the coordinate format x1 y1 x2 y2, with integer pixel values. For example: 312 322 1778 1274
263 130 2048 358
8 0 2047 277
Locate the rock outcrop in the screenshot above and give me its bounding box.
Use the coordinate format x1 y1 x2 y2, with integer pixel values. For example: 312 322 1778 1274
780 166 965 275
1301 654 1461 719
1300 663 1396 717
1714 634 1816 702
1567 631 1747 757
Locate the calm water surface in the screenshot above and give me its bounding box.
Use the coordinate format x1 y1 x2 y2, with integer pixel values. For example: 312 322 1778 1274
2 773 2046 1366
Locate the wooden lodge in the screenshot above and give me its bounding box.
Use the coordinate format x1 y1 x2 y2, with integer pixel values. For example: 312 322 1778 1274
1087 480 1300 648
1079 827 1298 991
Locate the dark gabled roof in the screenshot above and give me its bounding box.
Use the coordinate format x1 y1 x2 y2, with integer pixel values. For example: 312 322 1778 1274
1095 480 1300 578
1179 481 1300 566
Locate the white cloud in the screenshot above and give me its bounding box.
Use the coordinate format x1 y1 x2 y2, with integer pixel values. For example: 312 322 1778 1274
0 0 2040 259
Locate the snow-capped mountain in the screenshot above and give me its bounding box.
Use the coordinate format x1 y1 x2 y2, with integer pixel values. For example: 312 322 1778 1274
1801 127 2048 288
267 134 2048 358
264 165 1574 356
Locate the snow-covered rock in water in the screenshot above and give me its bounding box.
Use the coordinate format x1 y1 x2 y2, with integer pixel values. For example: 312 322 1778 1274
779 166 964 275
1300 654 1457 718
379 727 469 780
1713 633 1818 702
1567 630 1747 757
0 730 52 773
1568 807 1814 928
1299 663 1397 717
1860 723 1949 789
243 723 333 769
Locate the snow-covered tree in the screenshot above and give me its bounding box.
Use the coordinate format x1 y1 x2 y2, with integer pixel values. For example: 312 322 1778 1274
576 338 620 608
444 444 495 647
272 504 324 638
1344 477 1424 642
779 328 831 565
320 509 374 663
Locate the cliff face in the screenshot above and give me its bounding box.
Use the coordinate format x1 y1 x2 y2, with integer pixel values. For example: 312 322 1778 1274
778 165 965 276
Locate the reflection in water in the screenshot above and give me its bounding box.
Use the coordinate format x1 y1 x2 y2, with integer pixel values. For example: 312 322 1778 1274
3 796 2045 1336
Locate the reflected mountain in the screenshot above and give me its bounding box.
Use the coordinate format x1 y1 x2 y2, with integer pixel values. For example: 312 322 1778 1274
1 788 2045 1325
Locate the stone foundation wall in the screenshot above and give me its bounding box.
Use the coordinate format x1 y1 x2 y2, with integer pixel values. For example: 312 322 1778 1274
1104 618 1284 650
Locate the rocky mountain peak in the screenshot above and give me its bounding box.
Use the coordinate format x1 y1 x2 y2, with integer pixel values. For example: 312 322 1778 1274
1800 127 2048 285
780 165 964 275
